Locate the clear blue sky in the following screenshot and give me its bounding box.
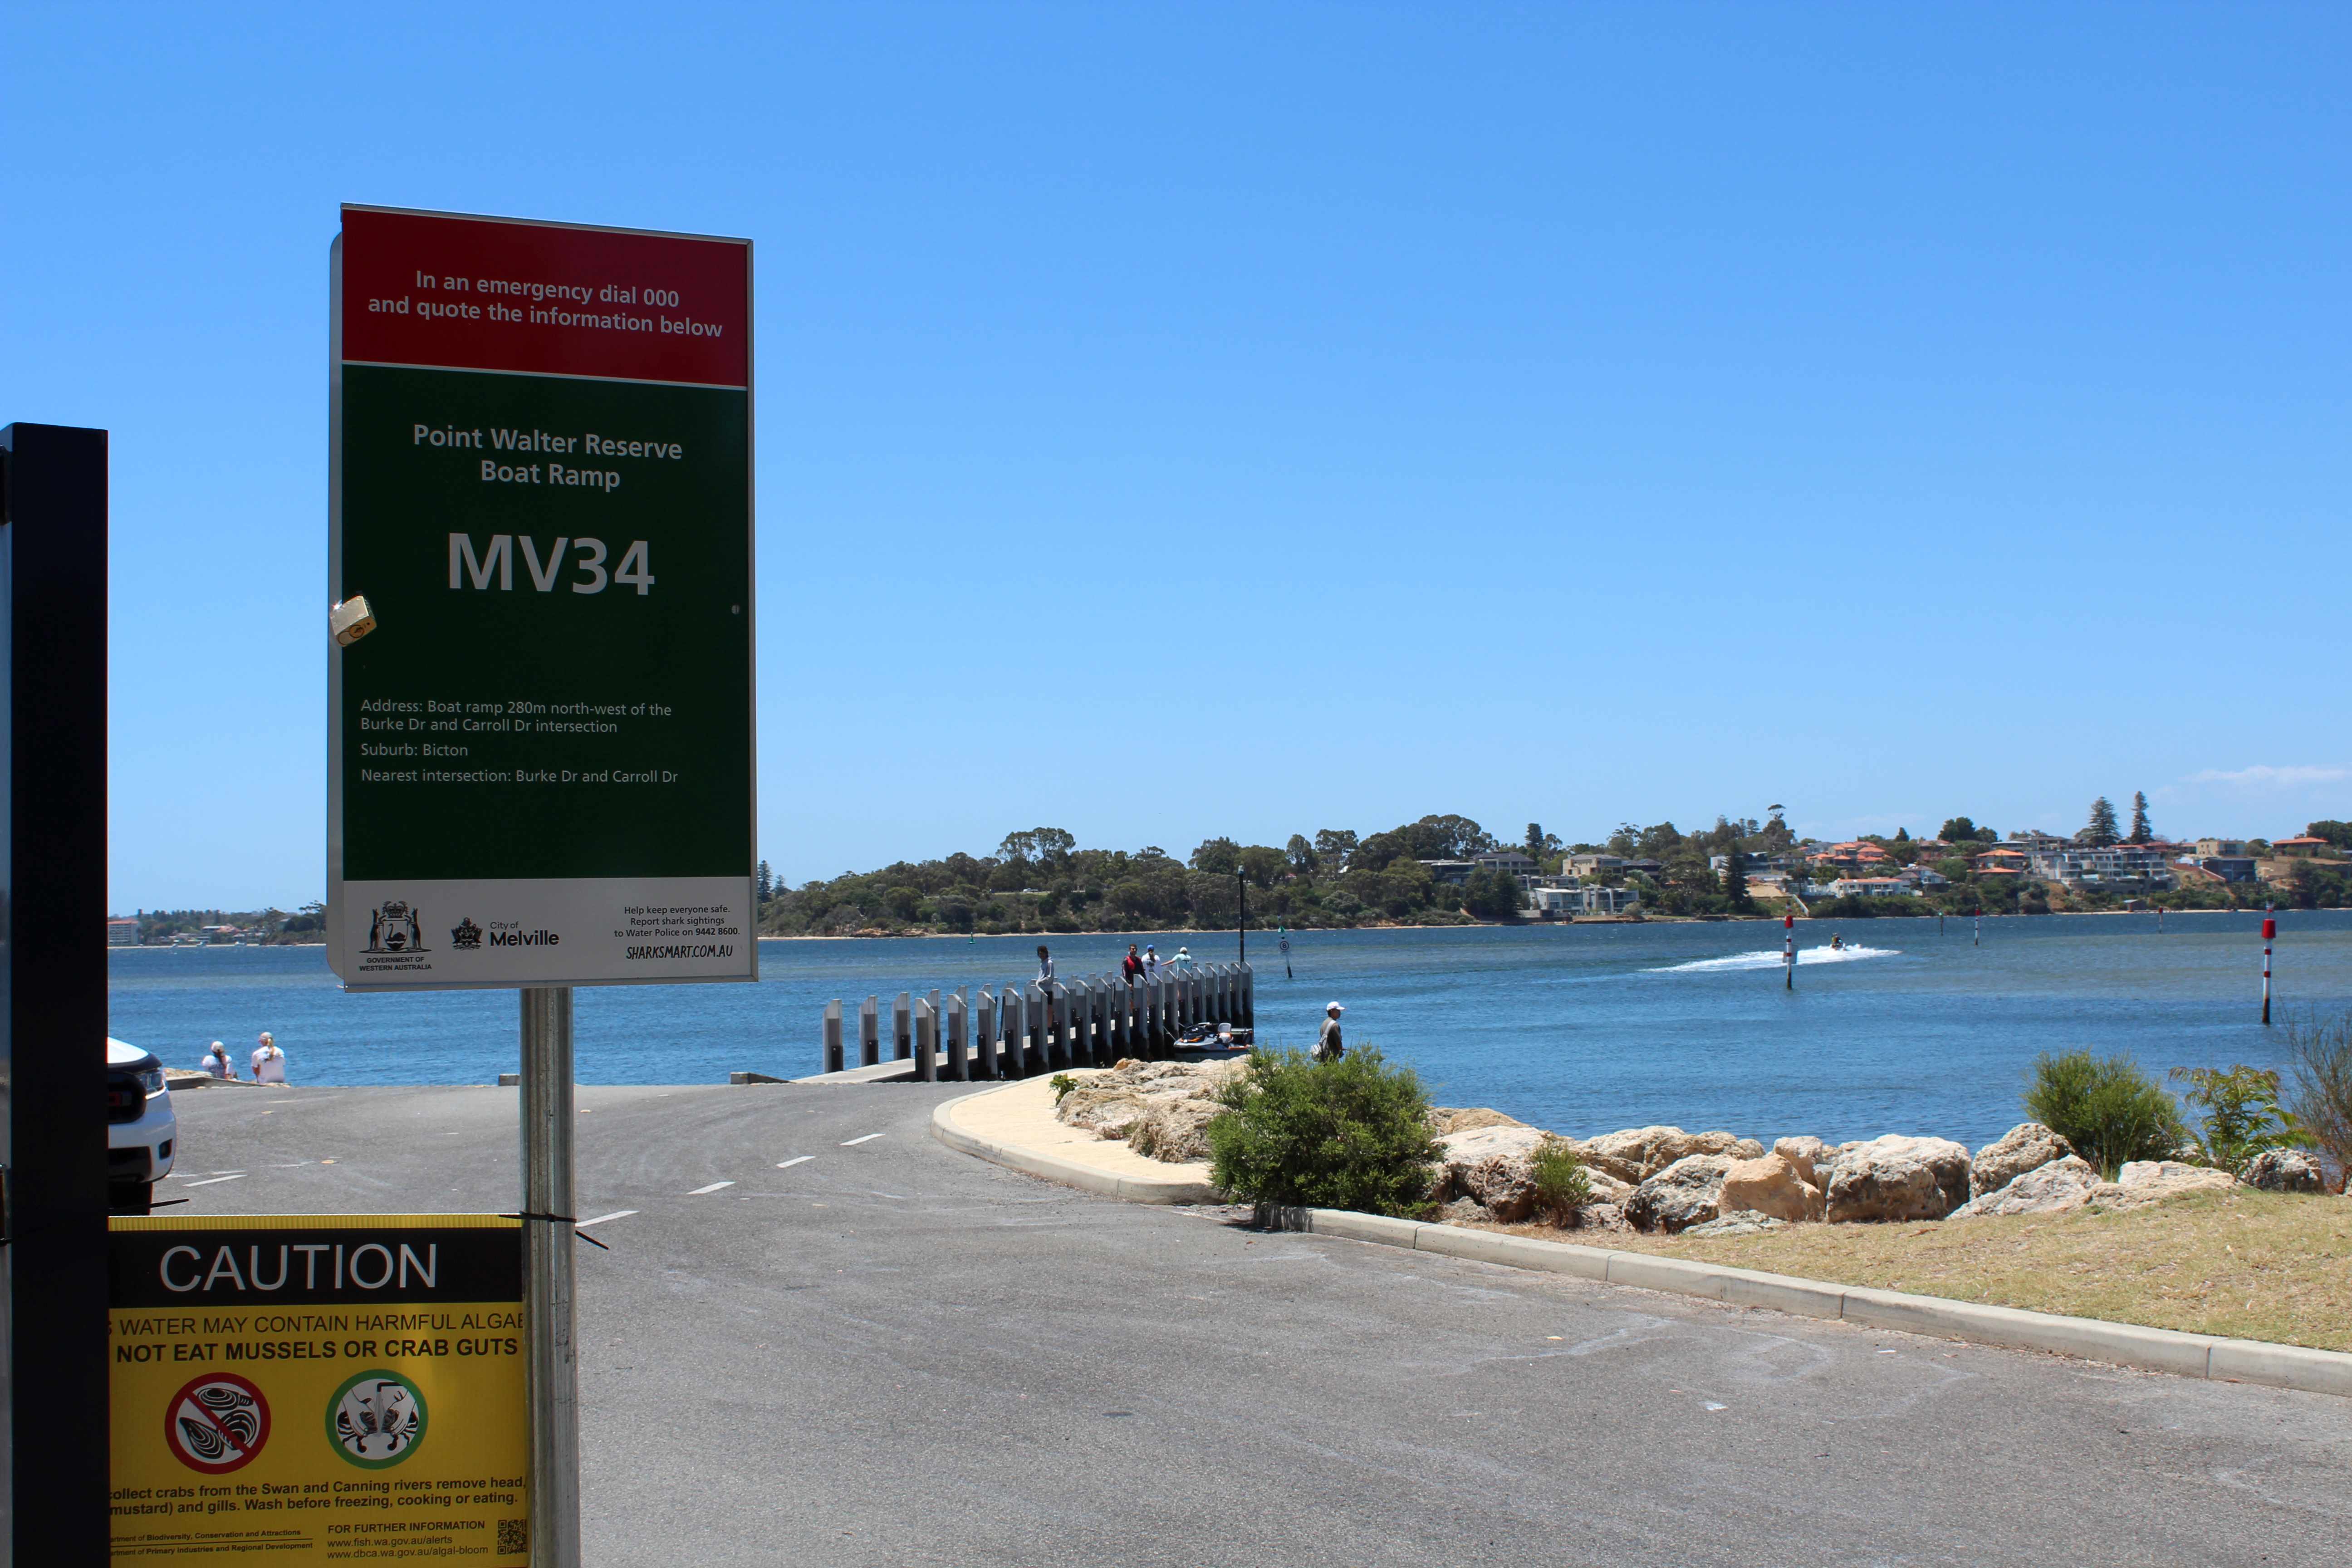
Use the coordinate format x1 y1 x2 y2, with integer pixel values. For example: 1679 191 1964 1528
5 4 2347 909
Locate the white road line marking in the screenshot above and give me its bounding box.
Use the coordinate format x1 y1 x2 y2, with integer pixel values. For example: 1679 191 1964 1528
840 1133 885 1146
576 1210 637 1229
687 1181 736 1196
775 1156 813 1169
182 1174 247 1188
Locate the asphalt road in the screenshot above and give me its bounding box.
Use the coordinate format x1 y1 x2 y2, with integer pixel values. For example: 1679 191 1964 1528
164 1081 2350 1567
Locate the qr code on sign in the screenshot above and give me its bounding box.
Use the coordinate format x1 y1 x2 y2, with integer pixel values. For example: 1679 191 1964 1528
497 1517 529 1555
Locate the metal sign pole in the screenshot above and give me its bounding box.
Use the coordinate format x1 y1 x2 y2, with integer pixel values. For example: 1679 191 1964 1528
520 986 580 1568
0 421 112 1568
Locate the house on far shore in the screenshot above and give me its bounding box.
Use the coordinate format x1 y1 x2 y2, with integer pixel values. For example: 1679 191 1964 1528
1973 847 2030 874
2029 844 2178 891
2195 838 2248 858
2179 855 2257 883
1417 859 1473 885
1471 850 1539 885
2004 830 2071 854
1530 884 1641 917
106 917 139 946
1826 877 1918 898
2273 836 2336 858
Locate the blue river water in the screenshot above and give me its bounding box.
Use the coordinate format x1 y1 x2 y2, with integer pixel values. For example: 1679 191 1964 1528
109 911 2352 1147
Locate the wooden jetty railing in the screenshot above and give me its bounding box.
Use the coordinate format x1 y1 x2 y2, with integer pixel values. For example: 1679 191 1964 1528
817 962 1255 1081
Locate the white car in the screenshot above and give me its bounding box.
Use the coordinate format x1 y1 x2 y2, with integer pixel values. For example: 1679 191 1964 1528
107 1037 177 1212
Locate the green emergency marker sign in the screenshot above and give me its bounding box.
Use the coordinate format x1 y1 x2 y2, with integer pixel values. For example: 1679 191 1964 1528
328 206 756 990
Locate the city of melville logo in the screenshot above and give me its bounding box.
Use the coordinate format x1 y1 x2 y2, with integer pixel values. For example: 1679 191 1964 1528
450 917 484 951
364 901 427 954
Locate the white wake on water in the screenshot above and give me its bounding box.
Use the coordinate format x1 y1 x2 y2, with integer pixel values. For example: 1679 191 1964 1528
1649 944 1900 974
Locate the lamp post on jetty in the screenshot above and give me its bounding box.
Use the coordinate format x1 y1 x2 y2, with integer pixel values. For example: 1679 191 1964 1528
1236 871 1247 962
1783 911 1794 990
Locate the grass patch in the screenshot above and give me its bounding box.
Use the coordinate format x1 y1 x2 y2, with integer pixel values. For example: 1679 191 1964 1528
1593 1190 2352 1350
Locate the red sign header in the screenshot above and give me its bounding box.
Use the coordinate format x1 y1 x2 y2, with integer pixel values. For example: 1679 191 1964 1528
339 206 749 387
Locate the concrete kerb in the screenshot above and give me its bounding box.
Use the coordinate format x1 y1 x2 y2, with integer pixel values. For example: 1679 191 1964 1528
924 1090 2352 1400
1266 1208 2352 1399
929 1086 1220 1204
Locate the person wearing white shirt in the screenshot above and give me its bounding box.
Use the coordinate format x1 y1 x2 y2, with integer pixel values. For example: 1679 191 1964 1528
251 1032 288 1085
201 1041 235 1080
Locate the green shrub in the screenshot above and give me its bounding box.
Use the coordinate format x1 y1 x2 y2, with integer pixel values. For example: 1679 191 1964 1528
1529 1137 1592 1225
2025 1050 2190 1178
2285 1009 2352 1186
1206 1047 1439 1219
2168 1064 2294 1171
1049 1073 1078 1105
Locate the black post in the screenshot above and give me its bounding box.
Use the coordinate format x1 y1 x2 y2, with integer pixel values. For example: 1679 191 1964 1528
0 422 112 1567
1236 872 1246 962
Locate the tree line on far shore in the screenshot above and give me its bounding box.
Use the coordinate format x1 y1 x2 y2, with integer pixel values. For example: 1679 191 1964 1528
757 803 2352 938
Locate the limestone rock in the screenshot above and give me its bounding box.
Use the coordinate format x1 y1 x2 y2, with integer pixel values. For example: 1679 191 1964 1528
1057 1058 1241 1146
1126 1098 1223 1163
1683 1210 1787 1238
1573 1200 1634 1234
1719 1153 1824 1222
1055 1085 1150 1137
1433 1126 1550 1221
1430 1107 1529 1136
1570 1127 1762 1184
2238 1148 2325 1193
1625 1153 1732 1234
1824 1135 1972 1223
1970 1123 2077 1199
1580 1167 1635 1205
1949 1155 2102 1218
2091 1160 2237 1210
1772 1137 1828 1186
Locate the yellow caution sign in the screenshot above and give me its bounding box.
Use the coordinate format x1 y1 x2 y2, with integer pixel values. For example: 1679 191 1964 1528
108 1215 528 1565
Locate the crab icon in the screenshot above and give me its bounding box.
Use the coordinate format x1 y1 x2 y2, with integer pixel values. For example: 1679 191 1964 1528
327 1369 428 1467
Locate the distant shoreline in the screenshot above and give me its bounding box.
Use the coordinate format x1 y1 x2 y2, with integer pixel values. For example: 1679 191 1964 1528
104 903 2313 955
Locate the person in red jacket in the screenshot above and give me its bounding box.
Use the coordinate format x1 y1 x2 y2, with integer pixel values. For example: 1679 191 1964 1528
1121 944 1144 984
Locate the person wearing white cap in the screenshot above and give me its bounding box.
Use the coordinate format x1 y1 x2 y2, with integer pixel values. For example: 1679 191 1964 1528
1313 1001 1346 1063
251 1031 287 1085
200 1040 236 1080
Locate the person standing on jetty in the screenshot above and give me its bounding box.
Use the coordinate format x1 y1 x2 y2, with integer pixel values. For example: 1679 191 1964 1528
1314 1002 1345 1063
1143 944 1160 978
1036 944 1057 1034
1122 944 1144 984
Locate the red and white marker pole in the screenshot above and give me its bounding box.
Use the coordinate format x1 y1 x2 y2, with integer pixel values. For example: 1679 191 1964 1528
2262 906 2275 1025
1784 911 1795 990
1973 907 1981 948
